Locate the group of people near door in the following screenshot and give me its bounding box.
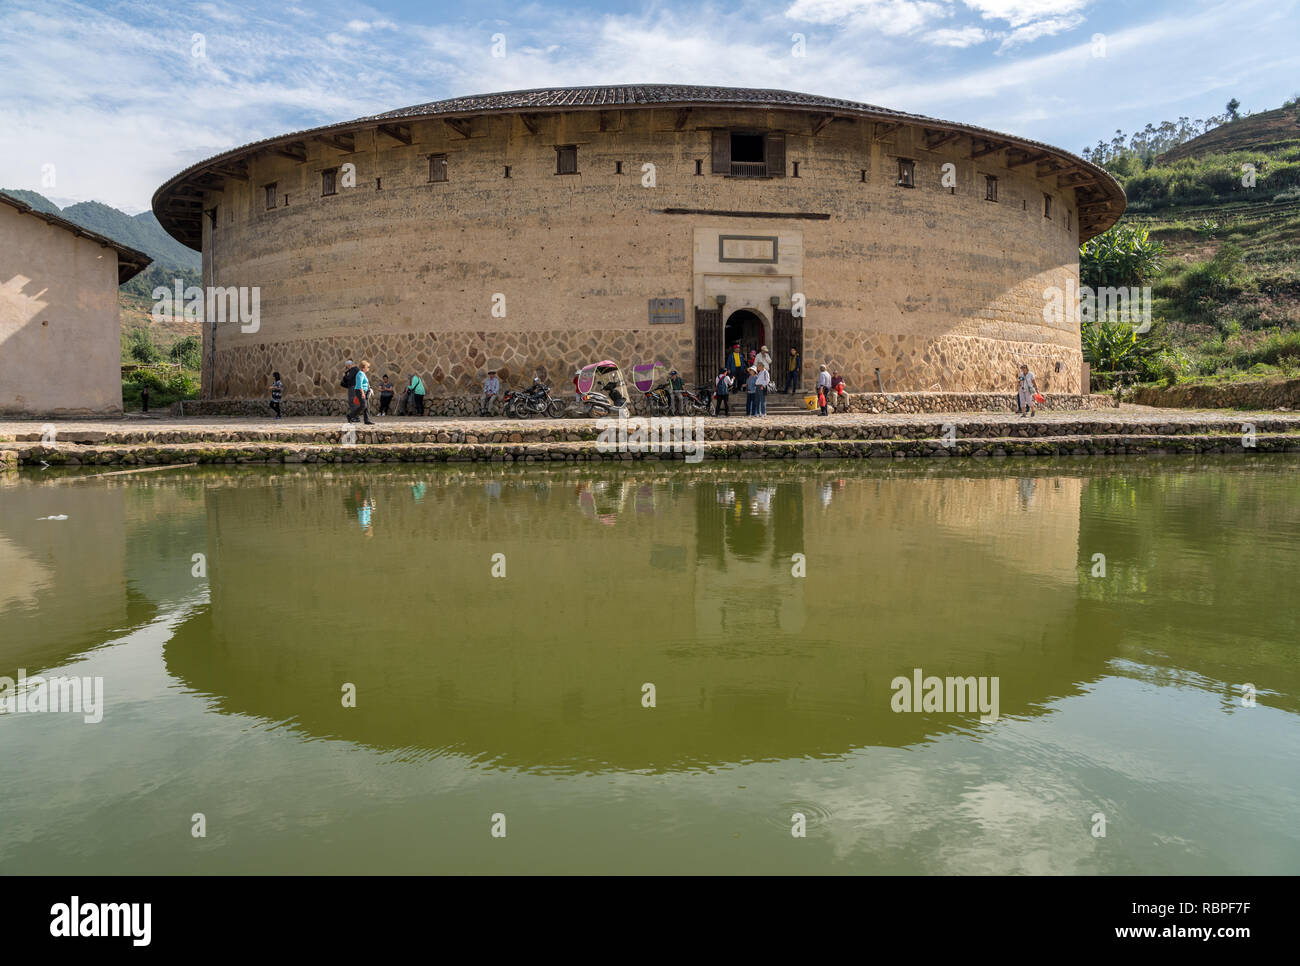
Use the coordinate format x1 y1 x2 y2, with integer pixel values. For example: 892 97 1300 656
712 343 847 416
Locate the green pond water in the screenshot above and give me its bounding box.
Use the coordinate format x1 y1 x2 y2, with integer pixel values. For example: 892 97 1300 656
1 457 1297 875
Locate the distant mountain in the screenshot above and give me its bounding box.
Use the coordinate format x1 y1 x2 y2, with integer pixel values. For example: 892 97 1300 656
2 188 201 275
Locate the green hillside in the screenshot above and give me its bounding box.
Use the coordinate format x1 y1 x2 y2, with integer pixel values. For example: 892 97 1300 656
2 188 201 275
2 188 203 376
1081 98 1300 390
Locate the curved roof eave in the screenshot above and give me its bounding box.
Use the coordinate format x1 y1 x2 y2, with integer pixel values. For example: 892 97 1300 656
153 84 1125 249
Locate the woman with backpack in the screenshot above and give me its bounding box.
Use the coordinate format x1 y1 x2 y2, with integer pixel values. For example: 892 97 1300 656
714 368 732 416
341 359 358 417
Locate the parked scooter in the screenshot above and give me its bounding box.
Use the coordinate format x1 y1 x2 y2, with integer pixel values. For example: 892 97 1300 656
575 361 631 418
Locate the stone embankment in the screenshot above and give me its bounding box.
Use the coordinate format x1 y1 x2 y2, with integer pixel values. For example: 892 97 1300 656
174 391 1113 419
1131 379 1300 411
2 410 1298 467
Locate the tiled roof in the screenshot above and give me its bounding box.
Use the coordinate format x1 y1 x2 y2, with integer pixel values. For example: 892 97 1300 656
366 85 901 119
154 85 1125 248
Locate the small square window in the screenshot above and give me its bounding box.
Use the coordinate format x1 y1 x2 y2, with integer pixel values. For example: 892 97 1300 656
556 145 578 175
897 159 915 188
321 168 337 196
1043 193 1052 219
264 183 277 210
985 175 998 202
429 154 448 183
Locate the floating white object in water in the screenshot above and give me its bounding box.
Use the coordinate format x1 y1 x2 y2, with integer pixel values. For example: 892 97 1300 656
37 515 68 521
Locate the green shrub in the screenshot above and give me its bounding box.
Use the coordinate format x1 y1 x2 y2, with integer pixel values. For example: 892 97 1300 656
1082 315 1140 371
1080 224 1165 288
126 328 161 364
169 335 203 370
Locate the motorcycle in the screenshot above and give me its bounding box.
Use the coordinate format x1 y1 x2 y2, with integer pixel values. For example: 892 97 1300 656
503 378 559 419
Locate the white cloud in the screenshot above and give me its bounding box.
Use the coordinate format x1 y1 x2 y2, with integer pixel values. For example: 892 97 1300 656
924 25 991 47
785 0 953 36
962 0 1090 28
997 13 1084 50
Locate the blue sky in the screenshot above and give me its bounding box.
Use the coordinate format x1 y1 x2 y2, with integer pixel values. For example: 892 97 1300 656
1 0 1296 213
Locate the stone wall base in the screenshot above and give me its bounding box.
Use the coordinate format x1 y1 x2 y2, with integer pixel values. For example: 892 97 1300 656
174 391 1110 418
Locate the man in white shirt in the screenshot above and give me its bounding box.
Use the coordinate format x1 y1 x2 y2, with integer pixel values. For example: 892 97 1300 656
756 345 772 373
481 370 502 416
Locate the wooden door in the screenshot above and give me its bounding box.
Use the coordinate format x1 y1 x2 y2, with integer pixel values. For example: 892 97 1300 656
694 307 722 389
772 308 804 391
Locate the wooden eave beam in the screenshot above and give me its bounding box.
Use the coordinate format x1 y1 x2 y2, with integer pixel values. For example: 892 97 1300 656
810 113 835 136
318 133 355 153
674 108 691 131
1006 150 1050 169
211 164 248 181
376 124 411 145
1058 171 1097 188
872 122 900 141
443 117 473 139
923 128 962 151
1036 159 1068 178
969 138 1009 159
275 141 308 162
519 114 541 135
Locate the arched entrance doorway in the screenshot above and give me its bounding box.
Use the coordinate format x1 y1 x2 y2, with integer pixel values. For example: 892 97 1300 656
724 309 765 354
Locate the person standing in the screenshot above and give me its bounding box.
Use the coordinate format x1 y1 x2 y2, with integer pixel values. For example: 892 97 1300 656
350 361 375 425
816 365 831 397
1017 364 1039 418
481 370 501 416
817 383 828 416
407 372 426 416
341 358 358 417
755 364 771 415
756 345 772 375
745 366 758 416
785 348 800 394
668 369 685 415
140 385 150 413
269 371 283 419
378 374 394 415
728 342 745 386
714 367 732 416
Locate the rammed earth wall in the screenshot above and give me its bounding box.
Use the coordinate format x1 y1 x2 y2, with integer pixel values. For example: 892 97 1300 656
195 107 1087 401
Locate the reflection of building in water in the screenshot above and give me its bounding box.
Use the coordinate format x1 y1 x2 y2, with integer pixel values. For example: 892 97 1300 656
0 478 207 673
695 480 807 637
166 466 1110 773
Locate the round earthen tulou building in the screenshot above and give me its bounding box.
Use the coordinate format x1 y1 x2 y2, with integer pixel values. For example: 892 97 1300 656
153 85 1124 406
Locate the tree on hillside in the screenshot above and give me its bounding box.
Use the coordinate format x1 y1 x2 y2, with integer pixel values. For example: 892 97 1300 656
127 327 161 364
1226 98 1241 121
